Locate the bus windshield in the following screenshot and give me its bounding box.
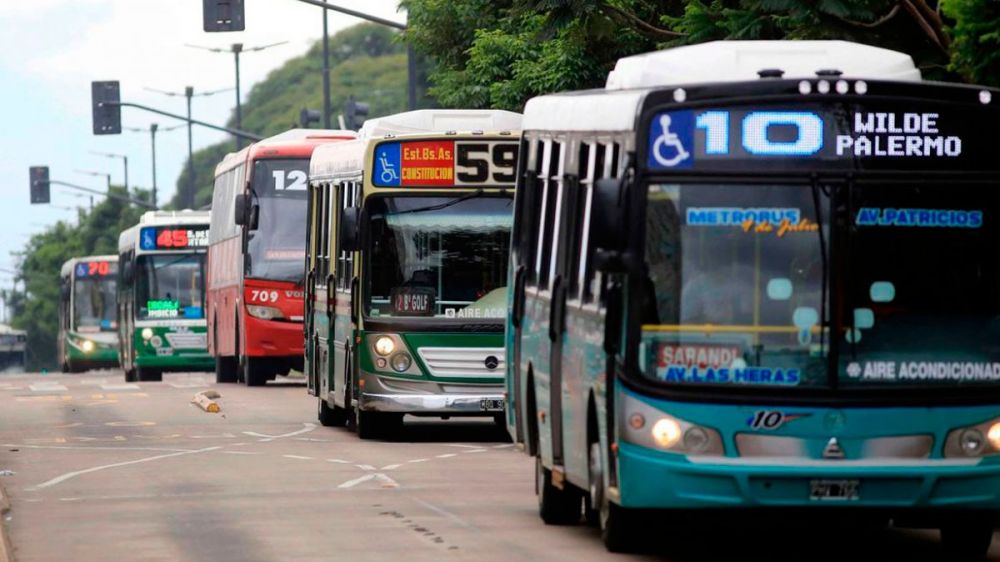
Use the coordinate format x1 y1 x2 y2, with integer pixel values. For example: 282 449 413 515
365 195 512 320
135 254 206 321
640 183 829 389
839 182 1000 387
246 158 309 283
74 277 117 332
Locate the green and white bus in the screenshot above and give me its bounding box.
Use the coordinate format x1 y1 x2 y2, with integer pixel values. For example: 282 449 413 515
306 110 522 438
507 41 1000 556
118 210 213 382
58 255 120 372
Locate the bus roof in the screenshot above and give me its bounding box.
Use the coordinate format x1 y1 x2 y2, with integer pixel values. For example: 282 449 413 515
60 255 118 278
118 210 211 254
525 40 921 132
310 109 523 181
214 128 357 177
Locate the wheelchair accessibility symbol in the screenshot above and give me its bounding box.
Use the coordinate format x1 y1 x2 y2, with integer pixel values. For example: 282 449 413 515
374 143 402 186
648 111 694 170
379 154 399 184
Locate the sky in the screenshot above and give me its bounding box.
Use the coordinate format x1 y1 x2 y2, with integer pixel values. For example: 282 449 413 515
0 0 404 285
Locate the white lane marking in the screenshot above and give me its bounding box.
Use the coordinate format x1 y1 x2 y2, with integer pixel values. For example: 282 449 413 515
28 446 222 490
190 433 237 439
294 437 329 442
242 423 317 442
222 451 261 455
492 444 515 449
4 444 194 453
435 453 457 459
380 464 401 471
283 455 314 460
338 474 375 489
29 383 68 392
100 384 140 391
327 459 352 464
462 449 487 454
168 382 210 389
79 378 108 386
374 473 398 488
356 464 376 471
231 442 249 446
443 444 483 449
407 458 428 464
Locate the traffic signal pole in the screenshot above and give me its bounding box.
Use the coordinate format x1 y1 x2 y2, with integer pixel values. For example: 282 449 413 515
97 99 263 142
45 180 155 209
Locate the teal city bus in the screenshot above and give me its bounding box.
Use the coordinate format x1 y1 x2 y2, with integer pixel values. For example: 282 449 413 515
506 41 1000 557
58 255 120 372
118 210 213 382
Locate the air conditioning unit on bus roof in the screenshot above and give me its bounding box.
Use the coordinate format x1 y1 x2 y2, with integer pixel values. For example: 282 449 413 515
359 109 523 139
261 128 356 144
605 40 921 90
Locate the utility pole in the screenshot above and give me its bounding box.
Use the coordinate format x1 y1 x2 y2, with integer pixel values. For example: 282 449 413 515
184 42 287 150
90 151 129 194
124 122 182 210
322 3 331 128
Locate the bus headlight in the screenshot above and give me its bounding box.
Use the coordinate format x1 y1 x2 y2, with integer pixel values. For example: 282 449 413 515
81 340 95 353
373 336 395 357
390 352 412 373
945 417 1000 457
621 393 724 455
247 305 284 321
141 328 154 341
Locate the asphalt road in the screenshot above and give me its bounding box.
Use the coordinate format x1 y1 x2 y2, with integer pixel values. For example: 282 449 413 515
0 371 997 562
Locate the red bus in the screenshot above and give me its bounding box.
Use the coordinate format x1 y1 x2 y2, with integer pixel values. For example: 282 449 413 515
207 129 355 385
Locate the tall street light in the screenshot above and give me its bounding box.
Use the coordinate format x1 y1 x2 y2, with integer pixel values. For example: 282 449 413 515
75 168 111 211
90 150 129 194
184 41 287 149
146 86 232 208
125 123 184 210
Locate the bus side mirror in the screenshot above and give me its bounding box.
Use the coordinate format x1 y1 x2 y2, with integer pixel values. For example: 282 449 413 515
234 193 247 226
590 177 627 271
340 206 361 252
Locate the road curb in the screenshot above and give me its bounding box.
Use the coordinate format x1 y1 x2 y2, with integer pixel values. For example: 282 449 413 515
0 478 13 562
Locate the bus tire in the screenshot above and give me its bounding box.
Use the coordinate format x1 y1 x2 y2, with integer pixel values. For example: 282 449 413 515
243 357 269 387
215 356 238 384
940 523 994 560
318 397 348 427
536 457 582 525
137 368 161 382
124 368 137 383
356 410 400 440
600 500 635 553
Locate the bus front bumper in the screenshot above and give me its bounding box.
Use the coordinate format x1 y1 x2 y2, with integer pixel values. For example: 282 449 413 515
617 441 1000 514
357 371 504 415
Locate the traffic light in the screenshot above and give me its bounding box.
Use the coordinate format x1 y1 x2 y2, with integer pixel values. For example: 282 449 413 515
29 166 50 204
299 108 321 128
344 96 370 131
203 0 245 32
92 81 121 135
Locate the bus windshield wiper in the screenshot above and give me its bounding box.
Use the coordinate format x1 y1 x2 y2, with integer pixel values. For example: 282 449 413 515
381 189 484 217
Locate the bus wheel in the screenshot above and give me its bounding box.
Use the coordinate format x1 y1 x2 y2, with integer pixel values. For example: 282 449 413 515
318 397 348 427
136 368 162 382
600 499 636 553
356 410 400 440
214 356 238 384
243 357 269 387
941 523 994 560
536 457 582 525
124 368 137 383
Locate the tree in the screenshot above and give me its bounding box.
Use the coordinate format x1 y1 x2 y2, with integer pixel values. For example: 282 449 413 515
403 0 996 111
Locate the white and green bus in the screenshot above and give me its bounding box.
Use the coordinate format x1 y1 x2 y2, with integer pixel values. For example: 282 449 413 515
507 41 1000 557
58 255 119 372
118 210 213 382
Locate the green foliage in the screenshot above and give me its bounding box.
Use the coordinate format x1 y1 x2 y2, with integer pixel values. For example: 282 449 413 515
171 23 427 209
10 188 148 369
405 0 999 111
942 0 1000 87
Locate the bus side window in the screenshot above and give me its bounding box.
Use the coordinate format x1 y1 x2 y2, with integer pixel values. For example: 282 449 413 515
316 183 328 284
337 180 360 291
585 143 615 303
518 139 544 283
335 181 348 290
568 142 595 301
535 140 562 290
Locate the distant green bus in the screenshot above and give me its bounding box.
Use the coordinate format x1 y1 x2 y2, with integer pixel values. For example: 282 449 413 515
58 255 119 372
117 211 213 382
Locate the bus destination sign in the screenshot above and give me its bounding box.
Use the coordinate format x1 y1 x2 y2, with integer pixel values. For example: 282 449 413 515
75 261 116 278
140 226 209 251
373 140 518 187
645 101 998 173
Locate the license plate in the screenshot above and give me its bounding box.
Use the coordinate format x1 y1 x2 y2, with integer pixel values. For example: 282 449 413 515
809 479 859 501
479 398 504 412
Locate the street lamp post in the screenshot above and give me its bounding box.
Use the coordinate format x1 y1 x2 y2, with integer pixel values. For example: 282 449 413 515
90 150 129 194
74 169 110 211
184 41 287 149
125 122 183 210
